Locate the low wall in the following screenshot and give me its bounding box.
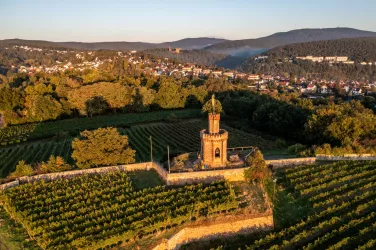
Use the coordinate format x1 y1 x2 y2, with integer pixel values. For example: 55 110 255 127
163 167 246 185
153 215 274 250
266 157 316 169
0 180 19 191
0 158 319 190
152 158 316 186
3 155 376 191
0 162 152 190
18 162 151 184
316 154 376 161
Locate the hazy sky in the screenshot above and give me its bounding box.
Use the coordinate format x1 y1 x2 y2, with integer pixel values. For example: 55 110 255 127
1 0 376 43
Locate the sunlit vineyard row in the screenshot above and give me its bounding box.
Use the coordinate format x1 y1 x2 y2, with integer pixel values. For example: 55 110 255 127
2 172 237 249
0 119 275 178
121 120 275 162
0 109 201 146
242 161 376 250
0 137 73 178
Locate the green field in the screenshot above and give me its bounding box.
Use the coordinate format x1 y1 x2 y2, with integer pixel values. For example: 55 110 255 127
197 161 376 250
1 172 238 249
0 119 276 178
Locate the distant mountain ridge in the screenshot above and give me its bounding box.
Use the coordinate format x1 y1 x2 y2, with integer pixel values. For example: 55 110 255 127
0 37 227 51
204 28 376 54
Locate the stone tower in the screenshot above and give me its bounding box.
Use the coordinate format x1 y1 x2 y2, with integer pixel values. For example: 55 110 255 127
200 97 228 168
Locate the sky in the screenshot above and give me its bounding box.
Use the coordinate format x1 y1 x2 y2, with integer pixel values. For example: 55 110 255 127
1 0 376 43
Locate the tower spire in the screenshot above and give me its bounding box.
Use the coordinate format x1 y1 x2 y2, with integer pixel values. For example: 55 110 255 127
211 94 216 114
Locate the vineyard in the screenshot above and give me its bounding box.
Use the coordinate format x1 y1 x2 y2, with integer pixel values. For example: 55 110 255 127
1 172 238 249
213 161 376 250
0 119 275 178
0 109 201 146
0 137 73 178
120 119 275 162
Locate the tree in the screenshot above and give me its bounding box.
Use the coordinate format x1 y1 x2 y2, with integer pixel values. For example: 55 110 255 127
154 80 185 109
85 96 108 117
72 127 136 169
244 149 270 183
67 82 134 115
39 156 73 173
9 160 33 178
305 101 376 146
0 87 24 111
25 95 63 122
202 98 222 114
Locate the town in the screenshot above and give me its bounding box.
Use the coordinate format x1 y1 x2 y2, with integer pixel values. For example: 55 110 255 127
8 45 376 99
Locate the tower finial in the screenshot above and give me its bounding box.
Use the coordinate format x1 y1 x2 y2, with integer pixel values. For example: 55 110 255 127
211 94 215 114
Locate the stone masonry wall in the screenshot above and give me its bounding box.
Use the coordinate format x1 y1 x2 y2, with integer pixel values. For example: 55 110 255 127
267 157 316 169
316 154 376 161
150 157 316 186
153 215 274 250
0 162 152 190
2 155 376 190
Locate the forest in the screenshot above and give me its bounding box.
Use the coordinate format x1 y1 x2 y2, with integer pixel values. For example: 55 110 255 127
263 37 376 62
143 48 227 66
239 37 376 80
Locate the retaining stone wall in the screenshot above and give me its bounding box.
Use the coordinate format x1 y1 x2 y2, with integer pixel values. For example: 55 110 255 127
0 180 19 191
153 215 274 250
3 155 376 190
266 157 316 169
316 154 376 161
0 162 151 190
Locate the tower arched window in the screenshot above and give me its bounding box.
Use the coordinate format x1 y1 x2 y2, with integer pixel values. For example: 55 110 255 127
215 148 220 158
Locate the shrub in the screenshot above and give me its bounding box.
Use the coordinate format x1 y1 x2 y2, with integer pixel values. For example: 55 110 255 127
9 160 34 178
287 143 307 154
244 148 270 183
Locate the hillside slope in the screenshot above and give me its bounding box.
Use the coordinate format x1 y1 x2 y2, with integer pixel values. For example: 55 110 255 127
238 37 376 80
262 37 376 61
143 48 227 66
205 28 376 54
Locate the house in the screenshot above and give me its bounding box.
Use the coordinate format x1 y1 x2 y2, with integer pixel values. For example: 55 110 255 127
325 56 337 62
277 81 289 87
193 68 202 75
304 84 317 93
319 85 328 94
223 72 234 78
182 66 192 72
169 48 182 54
248 74 260 80
352 88 362 95
336 56 349 62
202 69 211 75
236 73 247 78
212 71 223 76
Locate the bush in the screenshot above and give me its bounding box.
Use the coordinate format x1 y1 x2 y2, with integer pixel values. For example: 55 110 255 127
287 143 307 154
244 148 271 183
38 156 74 174
9 160 34 178
275 138 287 149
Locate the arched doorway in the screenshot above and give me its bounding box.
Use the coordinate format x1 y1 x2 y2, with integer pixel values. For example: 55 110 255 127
215 148 220 158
